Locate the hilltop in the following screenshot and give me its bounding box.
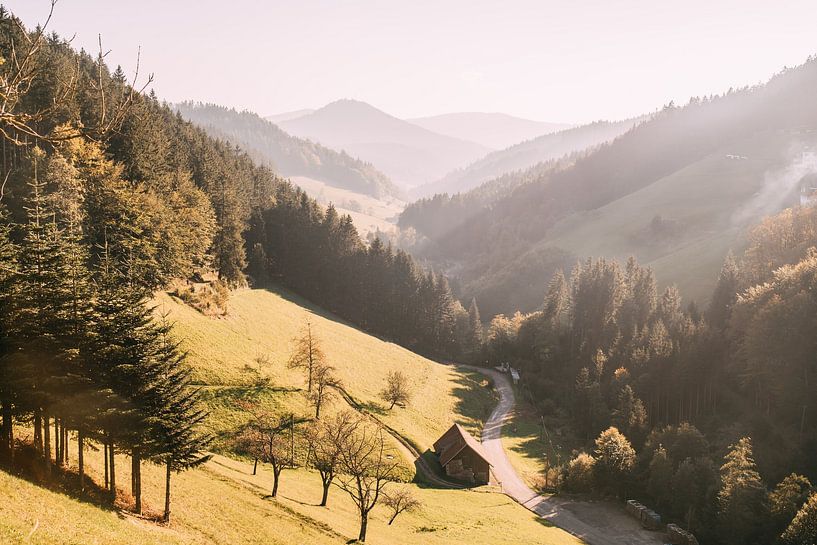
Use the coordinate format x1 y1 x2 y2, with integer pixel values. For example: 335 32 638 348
279 100 490 188
175 102 401 200
411 117 644 199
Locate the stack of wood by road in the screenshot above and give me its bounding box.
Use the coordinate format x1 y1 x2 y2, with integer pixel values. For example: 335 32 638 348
666 524 700 545
625 499 662 530
626 500 700 544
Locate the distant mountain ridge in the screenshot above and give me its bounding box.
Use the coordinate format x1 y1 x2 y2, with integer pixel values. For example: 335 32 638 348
412 117 644 198
278 99 490 188
410 58 817 317
266 108 316 124
175 102 401 199
407 112 572 150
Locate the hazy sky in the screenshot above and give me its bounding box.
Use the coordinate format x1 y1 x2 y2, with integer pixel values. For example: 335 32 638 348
6 0 817 123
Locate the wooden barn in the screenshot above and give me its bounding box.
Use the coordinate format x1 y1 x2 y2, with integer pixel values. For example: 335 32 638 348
433 423 493 485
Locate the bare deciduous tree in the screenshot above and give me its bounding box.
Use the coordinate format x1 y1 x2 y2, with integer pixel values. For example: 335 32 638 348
305 410 355 507
308 361 341 419
382 487 421 525
0 1 152 146
288 320 324 392
335 416 400 542
379 370 411 410
237 401 292 498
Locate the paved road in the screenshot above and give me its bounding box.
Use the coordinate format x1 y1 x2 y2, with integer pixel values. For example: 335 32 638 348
480 368 664 545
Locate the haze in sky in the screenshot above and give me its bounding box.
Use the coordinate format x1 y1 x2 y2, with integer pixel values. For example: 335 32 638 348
7 0 817 123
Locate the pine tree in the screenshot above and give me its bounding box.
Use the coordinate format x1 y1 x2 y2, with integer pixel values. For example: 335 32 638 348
782 493 817 545
593 427 635 497
466 298 484 362
149 319 211 521
718 437 767 545
0 203 18 462
12 150 78 469
709 252 740 330
770 474 812 533
611 385 647 442
647 445 673 509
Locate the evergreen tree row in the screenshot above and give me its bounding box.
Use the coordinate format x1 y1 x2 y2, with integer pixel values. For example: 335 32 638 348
246 184 478 358
0 148 209 519
481 199 817 543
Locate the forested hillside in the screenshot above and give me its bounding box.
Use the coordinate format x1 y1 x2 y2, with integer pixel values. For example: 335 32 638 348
411 117 643 198
0 7 475 520
399 153 578 242
416 58 817 316
480 196 817 544
175 102 401 199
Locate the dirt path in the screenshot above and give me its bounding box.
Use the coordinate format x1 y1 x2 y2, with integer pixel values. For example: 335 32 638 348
334 384 465 490
479 368 664 545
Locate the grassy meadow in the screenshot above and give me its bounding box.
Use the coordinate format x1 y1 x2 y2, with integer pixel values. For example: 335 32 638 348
0 443 581 545
155 287 496 455
0 287 582 545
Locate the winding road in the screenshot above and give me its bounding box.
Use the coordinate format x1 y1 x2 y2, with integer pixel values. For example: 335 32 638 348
480 368 664 545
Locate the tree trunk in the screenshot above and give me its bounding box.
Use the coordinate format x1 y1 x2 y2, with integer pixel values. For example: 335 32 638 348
104 441 109 489
252 458 258 475
358 511 369 542
43 410 51 475
315 399 321 419
108 441 116 501
390 400 396 410
271 467 280 497
34 409 42 453
63 425 68 465
1 403 11 462
388 512 398 525
320 480 330 506
77 430 84 491
132 448 142 514
164 460 172 523
55 418 61 467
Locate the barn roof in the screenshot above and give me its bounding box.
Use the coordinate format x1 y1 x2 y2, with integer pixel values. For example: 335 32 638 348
436 423 492 467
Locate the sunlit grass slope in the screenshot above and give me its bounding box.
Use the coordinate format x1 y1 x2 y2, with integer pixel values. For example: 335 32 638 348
155 286 495 454
1 287 581 545
1 445 582 545
537 130 817 303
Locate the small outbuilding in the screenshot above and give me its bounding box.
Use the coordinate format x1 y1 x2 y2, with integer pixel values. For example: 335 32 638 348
433 423 493 485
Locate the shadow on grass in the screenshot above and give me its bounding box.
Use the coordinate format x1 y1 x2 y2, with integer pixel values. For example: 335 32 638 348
449 367 499 432
414 450 475 489
282 494 323 507
260 286 368 334
0 441 156 519
358 400 387 416
503 396 574 476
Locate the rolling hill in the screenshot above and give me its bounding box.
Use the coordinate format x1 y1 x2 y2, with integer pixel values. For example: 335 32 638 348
175 102 401 199
0 286 583 545
411 117 644 199
278 100 491 189
413 58 817 317
407 112 572 150
266 108 316 124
